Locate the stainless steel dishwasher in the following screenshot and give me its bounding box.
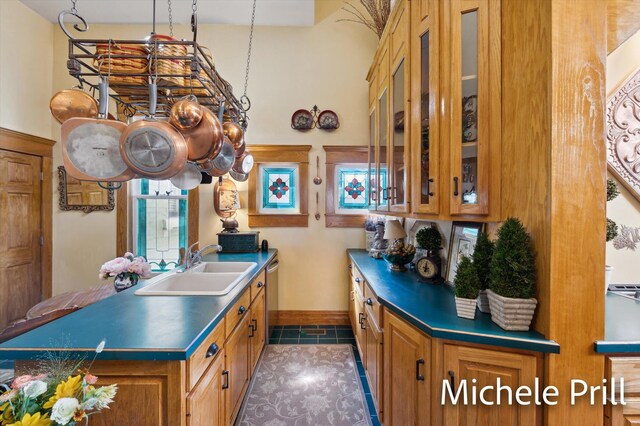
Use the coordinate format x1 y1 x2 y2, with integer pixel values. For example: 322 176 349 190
266 255 279 339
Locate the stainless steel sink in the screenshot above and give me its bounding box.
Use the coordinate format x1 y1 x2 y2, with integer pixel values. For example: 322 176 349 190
135 262 257 296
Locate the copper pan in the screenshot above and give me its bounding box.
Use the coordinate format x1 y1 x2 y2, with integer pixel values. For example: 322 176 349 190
202 138 235 177
180 108 224 162
50 89 99 124
232 150 254 174
223 121 244 149
169 95 203 130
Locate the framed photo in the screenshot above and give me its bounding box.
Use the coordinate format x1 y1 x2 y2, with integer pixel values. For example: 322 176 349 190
445 221 485 286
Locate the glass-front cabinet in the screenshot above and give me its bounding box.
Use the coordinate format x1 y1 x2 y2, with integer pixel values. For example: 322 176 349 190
411 0 440 214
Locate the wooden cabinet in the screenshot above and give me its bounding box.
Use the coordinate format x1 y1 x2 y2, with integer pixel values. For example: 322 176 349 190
441 344 538 425
383 309 430 426
368 0 501 220
249 288 266 375
225 313 251 425
365 306 383 417
606 357 640 425
187 348 226 426
352 278 367 362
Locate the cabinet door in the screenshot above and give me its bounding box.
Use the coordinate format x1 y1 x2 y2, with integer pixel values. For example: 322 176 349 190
365 309 383 418
377 40 391 211
442 344 538 425
389 0 411 213
249 289 266 375
187 349 226 426
353 283 366 364
447 0 500 216
383 310 430 426
225 315 251 425
411 0 440 214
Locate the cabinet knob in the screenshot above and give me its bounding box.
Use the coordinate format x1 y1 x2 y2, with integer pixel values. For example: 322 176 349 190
257 281 264 288
348 264 353 270
238 305 246 315
205 343 219 358
366 298 373 306
355 277 361 284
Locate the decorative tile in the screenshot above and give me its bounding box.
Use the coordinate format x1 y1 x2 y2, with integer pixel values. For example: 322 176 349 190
261 166 297 210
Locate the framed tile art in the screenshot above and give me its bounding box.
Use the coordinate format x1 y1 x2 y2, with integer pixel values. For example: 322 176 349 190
248 145 310 227
323 145 369 227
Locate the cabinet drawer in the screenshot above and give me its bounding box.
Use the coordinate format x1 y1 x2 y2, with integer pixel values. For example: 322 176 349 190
364 283 381 327
187 319 225 391
225 288 251 339
351 266 365 294
250 269 266 302
609 357 640 394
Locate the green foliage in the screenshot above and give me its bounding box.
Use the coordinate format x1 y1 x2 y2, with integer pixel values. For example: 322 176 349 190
607 218 619 242
489 217 536 299
607 179 620 202
454 256 480 299
416 226 442 251
472 232 494 290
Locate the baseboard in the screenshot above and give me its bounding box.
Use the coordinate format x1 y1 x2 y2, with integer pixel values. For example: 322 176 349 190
272 310 350 326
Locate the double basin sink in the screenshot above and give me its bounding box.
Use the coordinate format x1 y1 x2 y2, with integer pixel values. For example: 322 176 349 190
134 262 257 296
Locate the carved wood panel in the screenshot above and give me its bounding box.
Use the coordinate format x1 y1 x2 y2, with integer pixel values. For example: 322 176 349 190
608 67 640 201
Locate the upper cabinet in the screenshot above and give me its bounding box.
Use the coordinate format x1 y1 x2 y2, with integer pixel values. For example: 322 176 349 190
368 0 501 220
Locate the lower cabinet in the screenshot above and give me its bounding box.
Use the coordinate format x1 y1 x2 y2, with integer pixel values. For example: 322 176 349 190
383 309 430 425
605 357 640 425
187 348 226 426
249 289 266 375
365 307 383 417
441 344 539 425
353 281 367 363
225 312 251 425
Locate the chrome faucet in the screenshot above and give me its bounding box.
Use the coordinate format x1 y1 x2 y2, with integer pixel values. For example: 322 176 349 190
181 241 223 271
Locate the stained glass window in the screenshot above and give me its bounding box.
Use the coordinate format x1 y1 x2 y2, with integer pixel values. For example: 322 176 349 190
258 165 299 214
336 165 387 214
131 179 188 272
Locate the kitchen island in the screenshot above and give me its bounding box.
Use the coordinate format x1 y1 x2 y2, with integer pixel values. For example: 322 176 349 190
0 249 278 426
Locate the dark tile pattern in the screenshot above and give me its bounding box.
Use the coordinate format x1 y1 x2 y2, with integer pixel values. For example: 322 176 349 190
269 325 379 425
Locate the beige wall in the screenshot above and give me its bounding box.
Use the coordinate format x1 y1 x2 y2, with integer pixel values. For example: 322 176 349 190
606 30 640 284
0 0 53 139
47 1 377 312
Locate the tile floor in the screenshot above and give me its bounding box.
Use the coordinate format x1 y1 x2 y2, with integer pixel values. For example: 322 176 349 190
269 325 381 426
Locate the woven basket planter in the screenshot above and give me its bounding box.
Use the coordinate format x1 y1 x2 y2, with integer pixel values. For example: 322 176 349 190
486 289 537 331
455 297 477 320
476 290 491 313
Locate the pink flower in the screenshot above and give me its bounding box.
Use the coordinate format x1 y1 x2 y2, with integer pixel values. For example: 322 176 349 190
0 389 17 403
11 375 35 389
128 257 151 278
124 252 134 259
99 257 132 276
84 373 98 385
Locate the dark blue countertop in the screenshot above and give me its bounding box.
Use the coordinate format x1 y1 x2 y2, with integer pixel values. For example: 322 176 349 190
594 292 640 354
0 250 277 361
348 249 559 354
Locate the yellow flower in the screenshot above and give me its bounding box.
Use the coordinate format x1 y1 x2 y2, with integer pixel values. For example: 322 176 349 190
7 413 51 426
0 402 14 425
43 375 82 409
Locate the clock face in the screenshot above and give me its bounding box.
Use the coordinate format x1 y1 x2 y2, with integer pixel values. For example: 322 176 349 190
416 257 438 279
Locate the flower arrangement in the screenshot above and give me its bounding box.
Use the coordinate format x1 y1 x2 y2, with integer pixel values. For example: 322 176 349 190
0 342 117 426
99 253 151 292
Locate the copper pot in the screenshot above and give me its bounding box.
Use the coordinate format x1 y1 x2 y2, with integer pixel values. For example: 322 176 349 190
223 121 244 148
203 138 235 177
181 108 224 162
232 151 254 174
169 96 203 130
50 89 99 124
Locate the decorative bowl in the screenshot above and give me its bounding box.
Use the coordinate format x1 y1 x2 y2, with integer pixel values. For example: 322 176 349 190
382 252 415 272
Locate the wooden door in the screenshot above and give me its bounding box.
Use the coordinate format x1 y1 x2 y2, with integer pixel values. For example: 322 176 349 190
187 349 226 426
411 0 441 215
249 289 265 375
225 314 250 425
365 308 383 418
442 344 538 425
383 310 430 426
0 150 42 329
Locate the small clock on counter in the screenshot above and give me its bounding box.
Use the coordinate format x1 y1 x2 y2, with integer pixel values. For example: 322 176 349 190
412 226 444 284
415 254 443 284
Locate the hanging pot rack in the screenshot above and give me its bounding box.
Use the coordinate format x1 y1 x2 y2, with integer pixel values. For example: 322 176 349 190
59 0 250 129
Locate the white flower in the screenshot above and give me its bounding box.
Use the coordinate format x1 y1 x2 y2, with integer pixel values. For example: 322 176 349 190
21 380 47 398
80 397 98 410
50 397 80 425
96 339 106 354
87 384 117 410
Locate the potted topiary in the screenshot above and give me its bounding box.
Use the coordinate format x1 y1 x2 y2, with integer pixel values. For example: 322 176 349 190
453 255 479 319
472 231 494 313
487 217 537 331
605 179 620 293
414 226 443 283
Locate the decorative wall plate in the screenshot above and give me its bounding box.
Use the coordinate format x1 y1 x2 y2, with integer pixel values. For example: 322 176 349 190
608 67 640 201
462 95 477 142
291 109 314 130
317 110 340 130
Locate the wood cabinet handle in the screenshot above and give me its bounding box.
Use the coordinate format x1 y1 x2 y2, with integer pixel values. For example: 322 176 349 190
448 370 455 388
257 281 264 288
359 313 367 330
252 318 258 333
222 370 229 389
427 178 435 197
238 305 246 315
358 312 365 326
416 359 425 381
386 186 393 200
453 177 459 196
205 343 219 358
249 322 255 338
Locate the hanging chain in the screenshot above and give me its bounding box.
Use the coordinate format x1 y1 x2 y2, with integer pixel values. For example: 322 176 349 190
240 0 257 112
167 0 173 37
192 0 198 14
70 0 78 14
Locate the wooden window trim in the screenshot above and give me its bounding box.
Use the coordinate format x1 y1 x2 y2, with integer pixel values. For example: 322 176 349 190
248 145 311 228
116 184 199 255
0 127 55 299
323 145 369 228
